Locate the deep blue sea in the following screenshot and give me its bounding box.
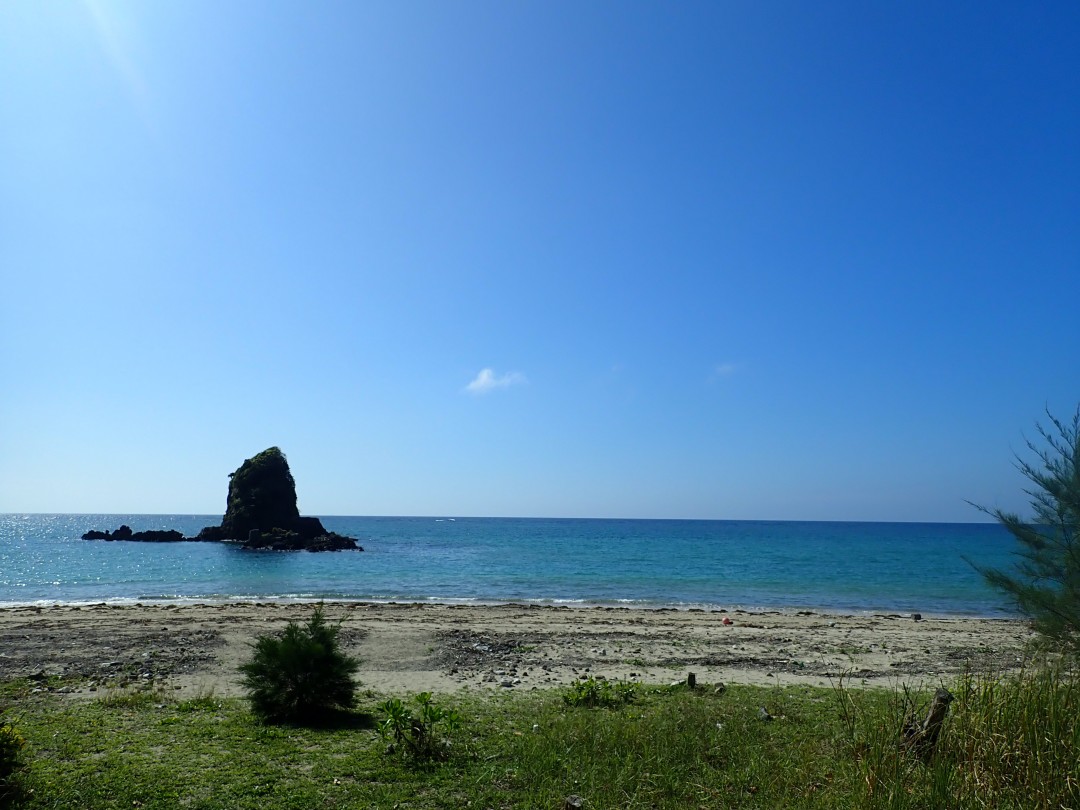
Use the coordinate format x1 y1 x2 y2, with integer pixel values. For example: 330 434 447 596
0 515 1021 617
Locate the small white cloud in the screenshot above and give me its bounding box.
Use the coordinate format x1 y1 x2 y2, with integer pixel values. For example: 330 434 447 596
465 368 527 394
710 362 739 382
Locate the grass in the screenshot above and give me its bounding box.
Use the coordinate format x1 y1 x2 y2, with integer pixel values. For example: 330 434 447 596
1 666 1078 809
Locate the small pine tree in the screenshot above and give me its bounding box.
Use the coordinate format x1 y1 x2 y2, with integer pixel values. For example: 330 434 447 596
975 406 1080 652
239 604 359 723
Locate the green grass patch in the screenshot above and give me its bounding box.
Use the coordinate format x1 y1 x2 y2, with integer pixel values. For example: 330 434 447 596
3 668 1079 809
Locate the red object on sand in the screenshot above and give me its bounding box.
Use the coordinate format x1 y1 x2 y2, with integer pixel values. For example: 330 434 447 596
722 617 733 625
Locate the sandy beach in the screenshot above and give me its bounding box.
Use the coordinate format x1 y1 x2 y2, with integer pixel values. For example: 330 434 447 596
0 602 1034 698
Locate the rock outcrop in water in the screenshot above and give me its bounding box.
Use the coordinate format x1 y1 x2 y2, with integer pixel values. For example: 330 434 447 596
82 448 361 552
82 526 186 543
195 447 360 551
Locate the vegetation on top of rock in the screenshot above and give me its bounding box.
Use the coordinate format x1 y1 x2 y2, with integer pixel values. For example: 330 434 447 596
219 447 305 539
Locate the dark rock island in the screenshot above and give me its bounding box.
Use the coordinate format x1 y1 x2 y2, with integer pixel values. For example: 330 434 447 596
195 447 359 551
82 447 362 552
82 526 186 543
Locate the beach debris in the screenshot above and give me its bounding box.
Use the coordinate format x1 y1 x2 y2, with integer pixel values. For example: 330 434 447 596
758 706 774 721
912 613 923 622
722 617 733 626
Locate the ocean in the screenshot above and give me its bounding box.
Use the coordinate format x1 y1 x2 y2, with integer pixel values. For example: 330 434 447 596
0 514 1020 617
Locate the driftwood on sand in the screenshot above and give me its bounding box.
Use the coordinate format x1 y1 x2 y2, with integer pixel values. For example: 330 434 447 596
902 687 954 757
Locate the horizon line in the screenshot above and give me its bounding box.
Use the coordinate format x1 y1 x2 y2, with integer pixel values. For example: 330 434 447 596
1 511 1000 525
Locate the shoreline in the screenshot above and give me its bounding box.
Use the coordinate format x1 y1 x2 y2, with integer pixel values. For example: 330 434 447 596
0 600 1035 697
0 595 1022 622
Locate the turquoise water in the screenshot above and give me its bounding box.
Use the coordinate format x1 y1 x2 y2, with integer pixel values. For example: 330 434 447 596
0 514 1020 616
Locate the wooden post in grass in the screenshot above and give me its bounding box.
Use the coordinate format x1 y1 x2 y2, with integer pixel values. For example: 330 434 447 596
902 688 954 757
687 672 696 689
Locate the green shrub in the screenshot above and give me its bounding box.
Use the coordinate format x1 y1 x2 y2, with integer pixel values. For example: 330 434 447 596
0 708 25 808
562 677 638 708
239 604 359 724
378 692 464 762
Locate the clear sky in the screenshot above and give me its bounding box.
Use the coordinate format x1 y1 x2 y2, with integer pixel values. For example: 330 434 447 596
1 2 1078 521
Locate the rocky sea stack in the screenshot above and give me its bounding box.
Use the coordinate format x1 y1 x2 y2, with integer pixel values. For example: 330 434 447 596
195 447 360 551
82 447 361 552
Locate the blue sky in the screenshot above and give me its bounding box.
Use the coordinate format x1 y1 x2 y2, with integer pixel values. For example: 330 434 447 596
1 1 1077 520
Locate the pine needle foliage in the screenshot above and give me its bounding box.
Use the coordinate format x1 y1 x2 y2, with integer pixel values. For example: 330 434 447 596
974 406 1080 653
239 604 359 724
